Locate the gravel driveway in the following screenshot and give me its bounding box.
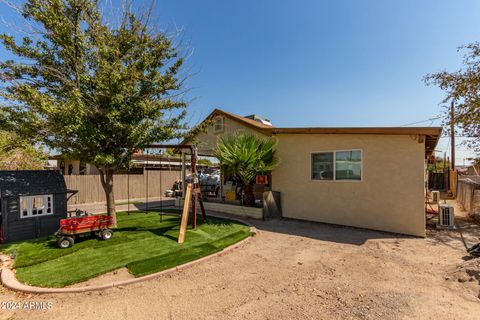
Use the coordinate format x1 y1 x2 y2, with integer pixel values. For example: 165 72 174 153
1 215 480 320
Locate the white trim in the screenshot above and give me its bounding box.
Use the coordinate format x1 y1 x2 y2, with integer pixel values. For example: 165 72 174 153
310 149 363 182
20 195 54 218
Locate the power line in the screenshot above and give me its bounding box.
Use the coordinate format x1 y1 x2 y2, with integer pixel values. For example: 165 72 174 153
399 116 442 127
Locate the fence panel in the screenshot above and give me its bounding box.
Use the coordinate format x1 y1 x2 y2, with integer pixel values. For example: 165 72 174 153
64 171 180 205
457 176 480 216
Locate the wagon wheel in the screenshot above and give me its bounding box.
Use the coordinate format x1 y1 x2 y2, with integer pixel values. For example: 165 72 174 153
101 229 113 240
57 236 74 249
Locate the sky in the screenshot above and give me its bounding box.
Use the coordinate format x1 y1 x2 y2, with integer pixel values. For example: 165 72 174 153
1 0 479 164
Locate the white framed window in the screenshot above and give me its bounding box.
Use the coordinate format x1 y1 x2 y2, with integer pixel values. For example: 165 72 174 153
311 150 362 181
214 116 224 133
20 195 54 218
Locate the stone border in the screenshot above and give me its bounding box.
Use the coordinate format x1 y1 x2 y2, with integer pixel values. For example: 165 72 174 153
0 214 256 294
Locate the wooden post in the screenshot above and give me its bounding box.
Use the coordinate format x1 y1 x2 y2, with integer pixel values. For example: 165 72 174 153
178 183 192 244
181 151 186 200
450 101 455 170
191 145 198 229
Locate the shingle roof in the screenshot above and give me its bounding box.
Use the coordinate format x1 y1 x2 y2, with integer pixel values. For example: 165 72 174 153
0 170 67 197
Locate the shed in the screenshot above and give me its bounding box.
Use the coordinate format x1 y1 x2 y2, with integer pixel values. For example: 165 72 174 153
0 171 74 243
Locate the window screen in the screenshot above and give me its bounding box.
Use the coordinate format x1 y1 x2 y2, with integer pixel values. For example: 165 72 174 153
311 152 334 180
214 116 224 133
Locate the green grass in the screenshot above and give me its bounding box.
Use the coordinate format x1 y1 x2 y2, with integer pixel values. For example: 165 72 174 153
0 211 251 288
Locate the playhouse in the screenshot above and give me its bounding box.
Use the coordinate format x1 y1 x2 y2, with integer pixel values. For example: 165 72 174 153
0 170 75 243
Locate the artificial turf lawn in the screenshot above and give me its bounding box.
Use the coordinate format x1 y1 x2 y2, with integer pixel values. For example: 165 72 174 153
0 210 252 288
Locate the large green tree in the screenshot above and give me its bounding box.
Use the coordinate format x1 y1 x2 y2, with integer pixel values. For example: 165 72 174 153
0 130 47 170
0 0 187 226
425 43 480 153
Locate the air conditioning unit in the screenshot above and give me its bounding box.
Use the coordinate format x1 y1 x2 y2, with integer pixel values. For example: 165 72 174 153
438 204 455 228
431 190 440 204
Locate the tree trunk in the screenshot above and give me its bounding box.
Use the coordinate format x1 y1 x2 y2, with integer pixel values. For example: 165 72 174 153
98 166 117 228
243 184 255 207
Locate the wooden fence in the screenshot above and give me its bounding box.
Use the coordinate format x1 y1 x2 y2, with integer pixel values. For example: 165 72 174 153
64 171 181 205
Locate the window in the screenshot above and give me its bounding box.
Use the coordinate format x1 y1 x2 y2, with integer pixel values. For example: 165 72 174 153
311 150 362 181
335 150 362 180
79 161 87 175
214 116 224 133
20 195 53 218
311 152 334 180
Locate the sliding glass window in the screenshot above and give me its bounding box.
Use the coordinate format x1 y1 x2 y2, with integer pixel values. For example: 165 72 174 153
311 150 362 181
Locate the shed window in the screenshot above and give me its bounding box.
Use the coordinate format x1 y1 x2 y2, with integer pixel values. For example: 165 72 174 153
20 195 54 218
312 150 362 181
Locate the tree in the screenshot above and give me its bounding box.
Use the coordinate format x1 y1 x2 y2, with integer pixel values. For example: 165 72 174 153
214 133 279 206
0 130 47 170
425 43 480 153
197 158 216 167
0 1 187 226
426 156 449 173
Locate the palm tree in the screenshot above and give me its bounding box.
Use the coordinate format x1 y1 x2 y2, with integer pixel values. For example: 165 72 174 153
214 133 279 206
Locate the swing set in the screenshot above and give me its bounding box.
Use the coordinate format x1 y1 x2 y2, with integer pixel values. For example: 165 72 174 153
125 144 206 244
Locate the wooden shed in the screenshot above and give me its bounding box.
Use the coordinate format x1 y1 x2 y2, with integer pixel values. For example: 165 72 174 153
0 171 74 243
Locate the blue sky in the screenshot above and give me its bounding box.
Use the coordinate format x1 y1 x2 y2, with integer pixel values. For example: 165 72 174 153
1 0 479 163
150 0 480 164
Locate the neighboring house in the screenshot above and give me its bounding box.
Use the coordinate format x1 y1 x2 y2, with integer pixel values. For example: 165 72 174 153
0 171 75 243
49 153 202 175
186 109 442 237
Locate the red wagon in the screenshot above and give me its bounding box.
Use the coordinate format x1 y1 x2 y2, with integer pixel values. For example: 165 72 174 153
55 211 114 248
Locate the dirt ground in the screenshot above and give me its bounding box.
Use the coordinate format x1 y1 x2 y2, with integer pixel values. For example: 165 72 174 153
1 205 480 319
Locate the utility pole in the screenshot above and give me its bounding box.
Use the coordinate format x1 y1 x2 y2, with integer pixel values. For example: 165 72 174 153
450 100 455 171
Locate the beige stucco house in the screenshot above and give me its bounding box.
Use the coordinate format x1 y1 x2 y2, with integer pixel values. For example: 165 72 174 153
187 109 441 237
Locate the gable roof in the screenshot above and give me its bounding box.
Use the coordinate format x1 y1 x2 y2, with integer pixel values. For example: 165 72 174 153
0 170 68 198
206 109 274 133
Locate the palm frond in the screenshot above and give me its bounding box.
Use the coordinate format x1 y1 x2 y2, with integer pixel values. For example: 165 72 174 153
214 132 279 185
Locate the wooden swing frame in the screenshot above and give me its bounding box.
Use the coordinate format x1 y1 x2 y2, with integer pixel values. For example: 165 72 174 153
147 144 207 244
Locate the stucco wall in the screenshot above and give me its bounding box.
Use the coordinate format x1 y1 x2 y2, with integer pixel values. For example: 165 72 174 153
272 134 426 236
193 116 267 155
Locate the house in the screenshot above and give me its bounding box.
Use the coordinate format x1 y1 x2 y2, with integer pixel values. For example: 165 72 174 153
0 171 75 243
186 109 442 237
